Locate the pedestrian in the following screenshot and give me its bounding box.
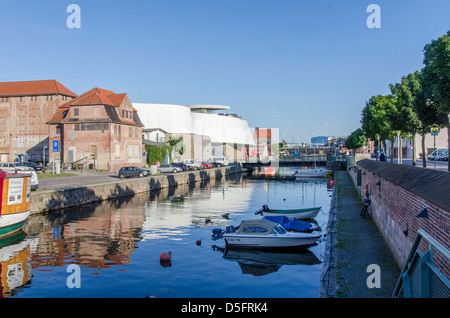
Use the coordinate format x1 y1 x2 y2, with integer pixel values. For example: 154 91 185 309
379 150 386 162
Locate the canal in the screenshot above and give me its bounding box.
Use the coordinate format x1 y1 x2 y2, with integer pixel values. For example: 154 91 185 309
1 168 332 298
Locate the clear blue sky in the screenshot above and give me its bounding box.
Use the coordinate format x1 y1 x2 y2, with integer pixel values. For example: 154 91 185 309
1 0 449 143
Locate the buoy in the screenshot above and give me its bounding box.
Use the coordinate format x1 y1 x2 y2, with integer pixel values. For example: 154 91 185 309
221 213 230 219
205 218 211 224
160 251 172 267
330 180 334 187
196 239 201 246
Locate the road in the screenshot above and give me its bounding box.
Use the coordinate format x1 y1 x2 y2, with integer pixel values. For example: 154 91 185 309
37 171 121 191
380 158 449 172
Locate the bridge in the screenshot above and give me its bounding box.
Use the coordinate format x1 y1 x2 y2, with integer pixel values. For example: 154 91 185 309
241 154 346 169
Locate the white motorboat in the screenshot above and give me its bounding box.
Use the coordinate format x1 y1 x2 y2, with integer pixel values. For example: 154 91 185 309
221 219 321 249
292 168 331 178
255 205 321 219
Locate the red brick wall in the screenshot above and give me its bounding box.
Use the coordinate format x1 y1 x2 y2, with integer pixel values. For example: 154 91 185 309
348 163 449 279
0 95 72 161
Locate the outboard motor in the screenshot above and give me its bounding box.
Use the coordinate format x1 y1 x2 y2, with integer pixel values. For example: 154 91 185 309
212 228 224 239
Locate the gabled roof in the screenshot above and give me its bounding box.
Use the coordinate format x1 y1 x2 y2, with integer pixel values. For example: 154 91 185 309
48 87 143 127
0 80 77 97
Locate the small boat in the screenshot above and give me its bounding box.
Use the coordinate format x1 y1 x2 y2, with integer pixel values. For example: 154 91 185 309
0 171 32 238
255 205 321 219
292 168 331 178
220 219 321 249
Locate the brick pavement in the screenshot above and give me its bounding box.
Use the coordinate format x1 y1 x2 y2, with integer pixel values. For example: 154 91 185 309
321 170 401 298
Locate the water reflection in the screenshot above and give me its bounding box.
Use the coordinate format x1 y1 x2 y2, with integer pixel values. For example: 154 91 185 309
0 232 32 297
212 245 321 276
1 171 330 298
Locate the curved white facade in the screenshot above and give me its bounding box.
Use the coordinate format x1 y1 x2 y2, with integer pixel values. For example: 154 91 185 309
133 103 255 146
133 103 194 134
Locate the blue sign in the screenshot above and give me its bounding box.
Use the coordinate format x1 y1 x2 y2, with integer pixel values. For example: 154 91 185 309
53 140 60 153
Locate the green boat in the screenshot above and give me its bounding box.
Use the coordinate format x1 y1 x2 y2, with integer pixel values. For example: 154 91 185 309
255 205 321 219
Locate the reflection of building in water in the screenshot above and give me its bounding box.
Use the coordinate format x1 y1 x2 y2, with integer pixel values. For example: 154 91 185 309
140 180 254 241
0 233 33 297
27 198 145 269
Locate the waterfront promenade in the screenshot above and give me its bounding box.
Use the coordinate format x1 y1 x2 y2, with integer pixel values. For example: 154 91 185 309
322 170 400 298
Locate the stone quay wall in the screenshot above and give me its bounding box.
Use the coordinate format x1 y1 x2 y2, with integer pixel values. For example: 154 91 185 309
30 165 244 215
348 159 449 279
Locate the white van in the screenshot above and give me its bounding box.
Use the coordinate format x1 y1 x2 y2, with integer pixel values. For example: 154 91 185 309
427 149 448 161
0 162 39 190
183 159 204 170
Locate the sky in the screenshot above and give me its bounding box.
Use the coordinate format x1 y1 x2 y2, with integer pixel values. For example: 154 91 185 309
0 0 449 143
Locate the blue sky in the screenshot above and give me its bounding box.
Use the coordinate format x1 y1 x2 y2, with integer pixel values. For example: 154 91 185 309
1 0 449 143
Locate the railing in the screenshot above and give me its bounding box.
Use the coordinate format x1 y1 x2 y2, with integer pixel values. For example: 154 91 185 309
392 229 450 298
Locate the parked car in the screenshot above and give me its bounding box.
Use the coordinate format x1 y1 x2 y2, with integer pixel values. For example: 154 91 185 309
201 161 212 169
157 164 183 173
183 159 205 170
206 159 224 167
0 162 39 190
118 166 150 179
15 161 46 172
435 151 448 161
172 163 192 171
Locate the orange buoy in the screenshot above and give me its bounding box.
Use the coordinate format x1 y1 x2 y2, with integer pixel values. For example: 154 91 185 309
330 180 334 187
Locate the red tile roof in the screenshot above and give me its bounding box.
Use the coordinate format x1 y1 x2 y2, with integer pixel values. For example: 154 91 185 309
0 80 77 97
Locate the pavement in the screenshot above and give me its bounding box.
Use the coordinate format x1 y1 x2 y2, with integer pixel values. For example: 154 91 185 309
36 171 119 191
321 170 401 298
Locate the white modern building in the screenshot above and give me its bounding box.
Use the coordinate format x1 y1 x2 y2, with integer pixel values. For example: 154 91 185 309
133 103 255 162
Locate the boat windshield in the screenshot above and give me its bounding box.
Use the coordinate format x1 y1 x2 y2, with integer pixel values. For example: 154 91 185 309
273 225 287 234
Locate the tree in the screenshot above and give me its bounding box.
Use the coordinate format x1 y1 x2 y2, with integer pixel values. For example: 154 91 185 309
345 128 367 152
422 30 450 170
361 94 397 160
389 72 423 165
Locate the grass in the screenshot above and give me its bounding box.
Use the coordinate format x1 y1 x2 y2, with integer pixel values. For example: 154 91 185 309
37 172 78 179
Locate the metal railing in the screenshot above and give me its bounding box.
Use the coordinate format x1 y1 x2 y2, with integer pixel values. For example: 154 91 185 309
392 229 450 298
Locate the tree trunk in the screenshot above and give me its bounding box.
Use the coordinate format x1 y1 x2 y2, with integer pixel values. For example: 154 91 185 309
448 123 450 172
412 134 416 166
398 131 402 165
390 137 394 163
422 133 426 168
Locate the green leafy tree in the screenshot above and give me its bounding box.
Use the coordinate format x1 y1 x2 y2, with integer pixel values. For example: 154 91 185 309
422 30 450 170
389 72 423 165
345 128 367 152
361 94 397 160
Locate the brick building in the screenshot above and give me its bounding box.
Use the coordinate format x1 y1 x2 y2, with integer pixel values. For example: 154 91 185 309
47 87 143 171
0 80 78 162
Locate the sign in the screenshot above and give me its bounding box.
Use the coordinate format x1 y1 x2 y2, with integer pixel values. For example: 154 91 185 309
53 140 60 153
143 151 146 157
430 127 439 136
7 178 23 205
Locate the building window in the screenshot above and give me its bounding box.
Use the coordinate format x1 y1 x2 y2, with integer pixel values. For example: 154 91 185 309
135 127 138 139
74 108 79 116
114 125 117 136
122 110 125 118
56 125 62 136
129 127 132 138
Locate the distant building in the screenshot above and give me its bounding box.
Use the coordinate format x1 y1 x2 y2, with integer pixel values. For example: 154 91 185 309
48 87 143 171
132 103 255 162
311 136 331 146
253 128 271 156
0 80 77 162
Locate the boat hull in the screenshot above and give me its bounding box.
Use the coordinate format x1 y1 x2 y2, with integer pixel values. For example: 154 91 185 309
261 207 320 219
0 210 30 238
223 233 321 249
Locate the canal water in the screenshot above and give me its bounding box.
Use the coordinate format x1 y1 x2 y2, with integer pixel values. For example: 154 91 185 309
1 168 332 298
